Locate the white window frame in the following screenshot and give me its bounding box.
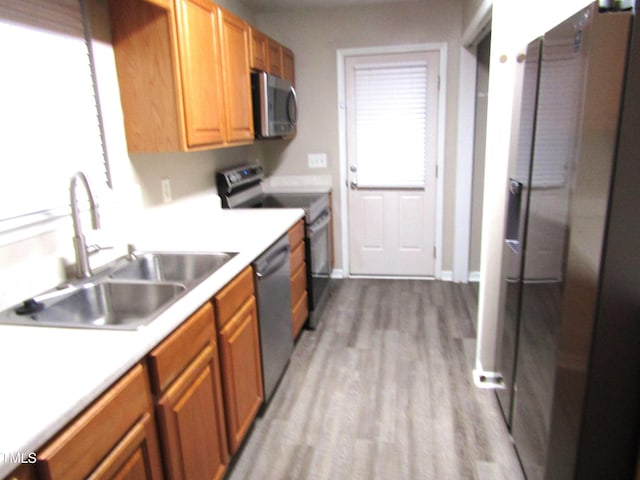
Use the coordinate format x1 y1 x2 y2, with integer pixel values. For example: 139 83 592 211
337 43 447 279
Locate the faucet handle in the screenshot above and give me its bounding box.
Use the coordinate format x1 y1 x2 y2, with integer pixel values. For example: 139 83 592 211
86 244 114 257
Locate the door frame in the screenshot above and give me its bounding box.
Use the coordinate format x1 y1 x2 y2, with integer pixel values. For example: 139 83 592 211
337 43 447 279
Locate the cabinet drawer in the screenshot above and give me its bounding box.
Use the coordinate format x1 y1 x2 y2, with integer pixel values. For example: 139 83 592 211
288 219 304 249
214 267 254 329
292 290 308 339
291 263 307 304
37 364 155 480
290 241 305 274
148 302 216 394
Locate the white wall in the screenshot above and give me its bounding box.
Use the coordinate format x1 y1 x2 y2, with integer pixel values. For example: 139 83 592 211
470 35 490 274
474 0 593 380
255 0 463 274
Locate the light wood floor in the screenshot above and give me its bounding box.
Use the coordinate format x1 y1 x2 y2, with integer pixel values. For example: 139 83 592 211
226 279 525 480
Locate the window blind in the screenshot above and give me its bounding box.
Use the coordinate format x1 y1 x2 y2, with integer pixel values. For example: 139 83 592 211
0 0 108 230
354 61 429 188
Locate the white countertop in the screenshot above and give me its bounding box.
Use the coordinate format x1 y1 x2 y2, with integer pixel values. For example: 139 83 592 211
0 207 303 477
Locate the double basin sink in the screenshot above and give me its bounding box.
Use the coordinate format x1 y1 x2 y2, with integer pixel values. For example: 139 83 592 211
0 251 236 331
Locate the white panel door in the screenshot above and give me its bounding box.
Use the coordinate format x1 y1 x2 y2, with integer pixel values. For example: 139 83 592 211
346 51 439 276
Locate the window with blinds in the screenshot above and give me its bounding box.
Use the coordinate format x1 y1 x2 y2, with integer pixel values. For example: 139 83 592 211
353 61 429 188
0 0 108 231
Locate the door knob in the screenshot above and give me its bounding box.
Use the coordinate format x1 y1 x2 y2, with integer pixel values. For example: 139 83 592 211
350 165 357 172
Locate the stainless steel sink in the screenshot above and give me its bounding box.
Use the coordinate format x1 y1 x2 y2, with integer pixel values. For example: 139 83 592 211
108 251 236 287
0 251 237 331
0 281 186 330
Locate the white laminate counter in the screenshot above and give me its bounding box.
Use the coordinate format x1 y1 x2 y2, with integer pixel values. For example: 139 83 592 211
0 207 303 477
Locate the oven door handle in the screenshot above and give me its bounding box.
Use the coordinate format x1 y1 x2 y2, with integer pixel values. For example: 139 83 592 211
255 245 290 279
308 212 331 236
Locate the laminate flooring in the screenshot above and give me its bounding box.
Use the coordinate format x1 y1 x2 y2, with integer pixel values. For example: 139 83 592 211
226 279 525 480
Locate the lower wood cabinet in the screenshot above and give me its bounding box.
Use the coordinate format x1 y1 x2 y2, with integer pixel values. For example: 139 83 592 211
148 302 229 480
289 219 308 339
214 267 264 453
5 464 37 480
12 266 279 480
36 364 163 480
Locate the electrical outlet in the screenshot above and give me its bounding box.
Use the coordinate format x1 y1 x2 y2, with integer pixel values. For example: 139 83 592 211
308 153 327 169
161 178 172 203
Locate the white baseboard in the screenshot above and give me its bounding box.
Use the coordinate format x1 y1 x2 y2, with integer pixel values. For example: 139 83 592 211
469 271 481 282
440 270 453 281
331 268 345 278
333 269 481 282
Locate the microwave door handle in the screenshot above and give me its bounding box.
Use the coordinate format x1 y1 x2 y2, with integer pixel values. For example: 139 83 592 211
287 86 298 126
259 72 270 137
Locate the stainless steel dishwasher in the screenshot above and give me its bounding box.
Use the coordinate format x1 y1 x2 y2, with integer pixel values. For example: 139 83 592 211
252 233 294 403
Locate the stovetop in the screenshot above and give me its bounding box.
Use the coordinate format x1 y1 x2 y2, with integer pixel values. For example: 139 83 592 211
217 165 330 224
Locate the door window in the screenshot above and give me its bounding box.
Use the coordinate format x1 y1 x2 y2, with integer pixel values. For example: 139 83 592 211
352 60 430 188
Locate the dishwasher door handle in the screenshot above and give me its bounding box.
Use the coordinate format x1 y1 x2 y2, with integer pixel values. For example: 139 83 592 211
308 212 331 237
255 245 290 279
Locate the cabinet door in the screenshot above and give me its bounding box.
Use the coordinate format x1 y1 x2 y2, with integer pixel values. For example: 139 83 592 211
291 262 308 338
217 296 263 453
218 7 254 143
37 365 163 480
268 39 282 76
175 0 226 148
282 47 295 85
86 414 159 480
5 464 37 480
157 343 229 480
109 0 184 152
249 27 268 71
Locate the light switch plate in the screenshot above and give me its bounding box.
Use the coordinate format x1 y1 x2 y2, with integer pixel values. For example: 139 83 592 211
308 153 327 169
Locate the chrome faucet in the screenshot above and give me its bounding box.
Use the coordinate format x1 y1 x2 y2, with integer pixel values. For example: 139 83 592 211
70 172 101 278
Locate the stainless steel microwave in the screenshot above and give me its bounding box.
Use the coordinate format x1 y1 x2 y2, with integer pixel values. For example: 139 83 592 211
251 71 297 138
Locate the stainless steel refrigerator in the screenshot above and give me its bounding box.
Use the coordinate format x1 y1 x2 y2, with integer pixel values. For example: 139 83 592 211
497 3 640 479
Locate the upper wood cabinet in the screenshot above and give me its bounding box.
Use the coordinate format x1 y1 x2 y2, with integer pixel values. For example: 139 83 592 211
268 38 283 76
109 0 255 152
282 46 295 85
148 302 229 480
36 364 164 480
217 7 254 143
249 26 269 72
109 0 295 151
109 0 226 152
250 30 295 85
175 0 227 148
